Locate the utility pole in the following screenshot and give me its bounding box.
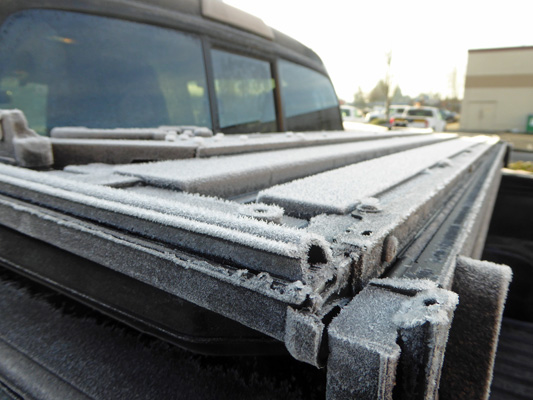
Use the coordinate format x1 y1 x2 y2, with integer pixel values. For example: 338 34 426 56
384 51 392 129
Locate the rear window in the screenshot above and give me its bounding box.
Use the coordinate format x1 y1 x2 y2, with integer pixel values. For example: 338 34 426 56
407 109 434 117
0 9 343 135
0 10 211 134
211 50 276 134
278 60 340 131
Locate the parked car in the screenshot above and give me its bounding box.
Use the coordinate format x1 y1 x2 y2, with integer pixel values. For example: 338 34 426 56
340 105 364 122
365 105 408 123
393 106 447 131
440 109 458 123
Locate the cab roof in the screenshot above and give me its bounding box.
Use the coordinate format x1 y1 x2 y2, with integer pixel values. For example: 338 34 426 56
1 0 327 74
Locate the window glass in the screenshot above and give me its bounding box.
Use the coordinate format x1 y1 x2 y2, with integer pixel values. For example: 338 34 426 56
211 50 276 133
0 77 48 134
278 60 338 118
0 10 211 135
407 109 434 117
278 60 340 131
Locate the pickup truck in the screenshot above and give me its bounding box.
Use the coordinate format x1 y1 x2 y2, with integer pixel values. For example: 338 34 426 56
0 1 531 400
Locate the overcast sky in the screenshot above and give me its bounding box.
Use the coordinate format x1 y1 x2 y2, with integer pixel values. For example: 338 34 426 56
225 0 532 101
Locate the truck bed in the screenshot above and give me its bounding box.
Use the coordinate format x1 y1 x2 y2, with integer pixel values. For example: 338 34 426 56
0 117 519 398
491 318 533 400
1 265 531 400
0 267 325 400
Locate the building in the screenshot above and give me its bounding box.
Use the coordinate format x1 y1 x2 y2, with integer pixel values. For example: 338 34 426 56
460 46 533 132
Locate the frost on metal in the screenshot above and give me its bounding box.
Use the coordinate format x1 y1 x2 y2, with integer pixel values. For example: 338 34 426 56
440 257 513 400
114 134 451 197
51 127 179 140
258 137 488 217
0 109 53 167
327 279 458 400
0 163 330 281
285 307 325 367
51 126 213 139
47 170 141 187
195 130 426 157
306 135 500 286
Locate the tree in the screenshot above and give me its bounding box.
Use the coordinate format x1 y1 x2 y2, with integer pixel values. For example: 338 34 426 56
368 80 388 103
383 51 392 125
415 92 442 107
391 86 404 103
352 87 367 109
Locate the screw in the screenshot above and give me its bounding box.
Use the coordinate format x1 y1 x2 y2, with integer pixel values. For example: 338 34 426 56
436 159 452 168
357 197 381 213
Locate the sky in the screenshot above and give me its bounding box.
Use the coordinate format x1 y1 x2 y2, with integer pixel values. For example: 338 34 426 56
225 0 532 101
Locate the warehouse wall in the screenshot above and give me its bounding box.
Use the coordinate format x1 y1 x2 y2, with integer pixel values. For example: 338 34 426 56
461 47 533 132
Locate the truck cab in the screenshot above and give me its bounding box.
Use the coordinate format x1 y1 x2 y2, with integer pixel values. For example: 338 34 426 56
0 0 342 137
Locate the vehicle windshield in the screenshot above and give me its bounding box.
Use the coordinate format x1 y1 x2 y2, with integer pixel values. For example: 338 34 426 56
0 10 211 135
407 109 433 117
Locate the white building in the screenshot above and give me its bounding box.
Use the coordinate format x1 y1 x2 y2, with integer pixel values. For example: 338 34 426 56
461 46 533 132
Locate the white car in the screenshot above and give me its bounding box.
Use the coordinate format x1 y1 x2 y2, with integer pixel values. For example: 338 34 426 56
365 105 409 123
393 106 446 132
340 105 365 122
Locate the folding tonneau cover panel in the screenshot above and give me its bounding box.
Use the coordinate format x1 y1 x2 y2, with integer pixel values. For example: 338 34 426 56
0 111 512 399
